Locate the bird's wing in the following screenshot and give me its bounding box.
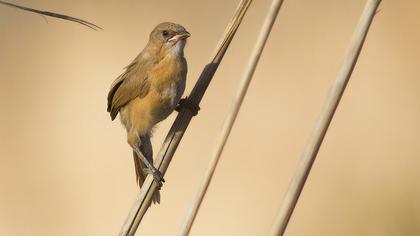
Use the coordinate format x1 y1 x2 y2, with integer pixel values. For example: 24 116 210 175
107 54 155 120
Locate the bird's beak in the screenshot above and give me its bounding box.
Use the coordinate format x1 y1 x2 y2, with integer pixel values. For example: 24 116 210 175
168 31 191 43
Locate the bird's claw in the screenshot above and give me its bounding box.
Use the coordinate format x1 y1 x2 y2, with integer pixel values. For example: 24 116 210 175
143 167 165 187
175 97 200 116
151 169 165 188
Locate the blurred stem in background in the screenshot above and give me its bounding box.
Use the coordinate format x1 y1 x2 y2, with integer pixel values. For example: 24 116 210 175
269 0 382 235
179 0 285 234
0 0 101 30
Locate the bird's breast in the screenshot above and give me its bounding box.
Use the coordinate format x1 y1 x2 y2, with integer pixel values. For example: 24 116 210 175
149 55 186 122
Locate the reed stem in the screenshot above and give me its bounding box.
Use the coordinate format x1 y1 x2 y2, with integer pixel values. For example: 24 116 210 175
268 1 382 235
179 0 285 235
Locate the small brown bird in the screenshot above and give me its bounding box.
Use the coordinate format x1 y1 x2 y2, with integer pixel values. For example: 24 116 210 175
107 22 190 203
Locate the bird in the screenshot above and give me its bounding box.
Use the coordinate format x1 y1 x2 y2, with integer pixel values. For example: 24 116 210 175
107 22 190 204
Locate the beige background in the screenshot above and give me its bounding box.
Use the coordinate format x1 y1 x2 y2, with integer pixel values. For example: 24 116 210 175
1 0 419 235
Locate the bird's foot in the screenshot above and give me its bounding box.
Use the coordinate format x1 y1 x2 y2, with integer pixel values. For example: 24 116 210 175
175 97 200 116
152 168 165 189
144 167 165 188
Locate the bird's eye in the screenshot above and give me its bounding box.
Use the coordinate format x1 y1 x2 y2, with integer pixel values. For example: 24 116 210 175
162 30 169 37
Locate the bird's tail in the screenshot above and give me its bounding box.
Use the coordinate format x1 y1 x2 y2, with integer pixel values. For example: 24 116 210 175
133 151 161 204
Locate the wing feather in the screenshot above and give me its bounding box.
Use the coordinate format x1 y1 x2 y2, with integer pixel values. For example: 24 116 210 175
107 53 155 120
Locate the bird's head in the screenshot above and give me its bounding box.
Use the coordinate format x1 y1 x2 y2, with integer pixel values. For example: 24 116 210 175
148 22 190 58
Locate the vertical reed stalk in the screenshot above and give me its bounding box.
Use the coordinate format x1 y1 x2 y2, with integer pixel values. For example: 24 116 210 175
179 0 285 235
269 0 382 235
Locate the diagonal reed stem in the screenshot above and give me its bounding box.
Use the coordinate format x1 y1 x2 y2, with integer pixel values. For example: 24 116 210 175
179 0 285 235
118 1 253 235
268 0 382 235
0 0 102 30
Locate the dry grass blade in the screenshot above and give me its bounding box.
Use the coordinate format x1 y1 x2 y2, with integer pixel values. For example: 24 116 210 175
0 0 102 30
268 0 382 235
118 1 253 235
179 0 285 235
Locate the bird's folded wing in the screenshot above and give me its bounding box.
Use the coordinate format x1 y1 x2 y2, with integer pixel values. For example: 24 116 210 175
107 54 155 120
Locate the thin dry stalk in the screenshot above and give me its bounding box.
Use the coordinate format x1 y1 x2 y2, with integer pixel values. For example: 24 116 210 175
118 1 253 235
0 0 101 30
179 0 285 235
268 0 382 235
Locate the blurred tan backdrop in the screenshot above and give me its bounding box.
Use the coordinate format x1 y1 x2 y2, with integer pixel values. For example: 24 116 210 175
1 0 419 235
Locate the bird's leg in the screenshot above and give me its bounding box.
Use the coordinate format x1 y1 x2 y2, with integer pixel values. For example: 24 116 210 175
133 146 165 187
